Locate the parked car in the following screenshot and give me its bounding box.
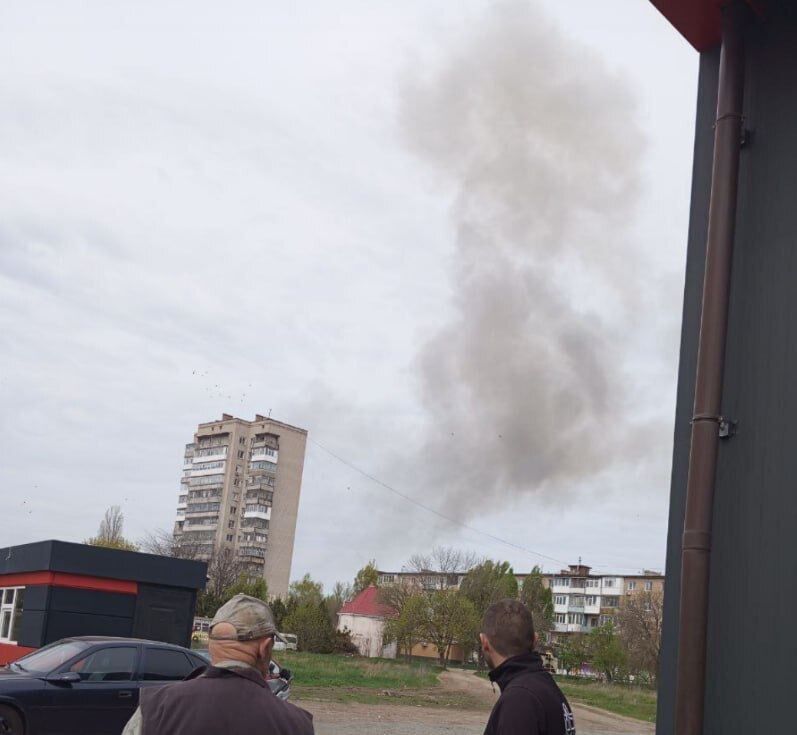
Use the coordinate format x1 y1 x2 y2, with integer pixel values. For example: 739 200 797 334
272 632 294 652
277 633 298 651
0 636 292 735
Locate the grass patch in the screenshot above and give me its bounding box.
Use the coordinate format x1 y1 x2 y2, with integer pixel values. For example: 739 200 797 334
555 677 657 723
279 651 489 709
280 651 438 690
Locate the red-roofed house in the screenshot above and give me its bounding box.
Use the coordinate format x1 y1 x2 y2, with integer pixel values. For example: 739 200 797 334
337 586 397 658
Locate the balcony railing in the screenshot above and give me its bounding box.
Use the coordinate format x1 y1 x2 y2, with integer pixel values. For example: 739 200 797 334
238 547 266 559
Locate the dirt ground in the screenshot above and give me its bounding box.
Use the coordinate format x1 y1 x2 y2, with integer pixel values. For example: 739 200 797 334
297 668 655 735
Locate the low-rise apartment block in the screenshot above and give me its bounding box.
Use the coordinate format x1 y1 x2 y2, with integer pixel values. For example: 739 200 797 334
547 563 664 639
376 561 664 641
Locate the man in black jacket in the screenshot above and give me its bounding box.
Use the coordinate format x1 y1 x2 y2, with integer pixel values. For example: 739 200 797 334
481 599 575 735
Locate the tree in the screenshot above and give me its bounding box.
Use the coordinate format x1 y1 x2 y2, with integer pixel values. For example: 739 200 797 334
460 560 518 616
383 593 426 662
282 602 335 653
588 622 627 682
85 506 138 551
353 560 379 594
556 634 588 675
192 547 248 617
205 547 245 599
140 529 204 560
460 560 519 668
225 574 269 602
324 581 353 627
271 598 288 630
421 590 479 669
520 566 554 642
406 547 481 588
379 577 423 613
289 574 324 607
615 590 664 683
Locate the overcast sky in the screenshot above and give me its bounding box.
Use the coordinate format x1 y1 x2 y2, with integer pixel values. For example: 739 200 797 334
0 1 699 591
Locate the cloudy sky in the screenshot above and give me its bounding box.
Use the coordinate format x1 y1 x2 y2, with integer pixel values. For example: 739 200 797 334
0 1 698 590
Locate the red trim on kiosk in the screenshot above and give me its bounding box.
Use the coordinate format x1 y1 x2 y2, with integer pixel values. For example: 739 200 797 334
649 0 764 52
0 571 138 595
0 643 36 665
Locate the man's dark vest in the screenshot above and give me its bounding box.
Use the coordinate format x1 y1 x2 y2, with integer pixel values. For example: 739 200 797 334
139 665 314 735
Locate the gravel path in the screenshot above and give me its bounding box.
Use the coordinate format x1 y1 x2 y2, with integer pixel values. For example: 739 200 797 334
296 668 655 735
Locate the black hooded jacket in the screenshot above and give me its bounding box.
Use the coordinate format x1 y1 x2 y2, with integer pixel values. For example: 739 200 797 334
485 653 575 735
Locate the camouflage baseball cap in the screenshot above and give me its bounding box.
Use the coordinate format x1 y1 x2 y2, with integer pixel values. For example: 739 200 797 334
209 594 278 641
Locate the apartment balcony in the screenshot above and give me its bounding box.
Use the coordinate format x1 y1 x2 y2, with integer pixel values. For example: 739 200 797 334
183 521 218 532
192 449 228 462
238 547 266 560
250 447 279 462
176 501 187 510
247 479 275 491
244 491 273 504
240 519 269 533
184 509 221 520
243 506 272 522
191 469 227 480
176 512 186 522
251 439 278 450
188 491 222 501
239 537 268 548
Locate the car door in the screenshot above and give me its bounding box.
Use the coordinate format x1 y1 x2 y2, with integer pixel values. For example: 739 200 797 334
44 644 139 735
137 646 197 691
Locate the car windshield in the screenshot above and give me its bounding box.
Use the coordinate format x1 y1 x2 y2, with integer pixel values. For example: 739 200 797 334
13 640 93 674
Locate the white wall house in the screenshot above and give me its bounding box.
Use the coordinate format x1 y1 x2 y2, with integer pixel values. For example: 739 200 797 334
336 586 397 659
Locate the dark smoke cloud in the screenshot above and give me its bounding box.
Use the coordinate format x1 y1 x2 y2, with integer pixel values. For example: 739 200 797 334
399 1 650 513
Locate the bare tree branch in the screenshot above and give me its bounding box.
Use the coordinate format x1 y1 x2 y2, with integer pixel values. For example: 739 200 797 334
615 590 663 682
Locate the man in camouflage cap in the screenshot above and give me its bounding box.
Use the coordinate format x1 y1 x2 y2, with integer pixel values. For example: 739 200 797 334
122 594 314 734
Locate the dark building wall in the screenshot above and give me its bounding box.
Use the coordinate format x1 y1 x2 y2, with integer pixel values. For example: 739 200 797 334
133 585 196 646
0 541 207 654
658 4 797 733
43 587 137 645
656 47 720 735
0 540 206 590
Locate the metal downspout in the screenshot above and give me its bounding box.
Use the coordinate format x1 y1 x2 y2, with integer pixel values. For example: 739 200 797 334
674 2 748 733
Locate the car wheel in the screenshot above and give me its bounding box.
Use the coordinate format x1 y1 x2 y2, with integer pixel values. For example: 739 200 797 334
0 705 23 735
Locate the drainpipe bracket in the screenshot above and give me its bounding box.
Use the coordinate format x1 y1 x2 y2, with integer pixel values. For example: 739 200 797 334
718 417 737 439
691 414 738 439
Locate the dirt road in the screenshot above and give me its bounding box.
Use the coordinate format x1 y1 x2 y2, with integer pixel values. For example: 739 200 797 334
297 668 655 735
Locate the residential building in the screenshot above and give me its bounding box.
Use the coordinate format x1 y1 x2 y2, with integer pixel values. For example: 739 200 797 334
337 586 397 658
173 413 307 599
376 570 466 591
376 562 664 644
543 563 664 642
336 586 466 662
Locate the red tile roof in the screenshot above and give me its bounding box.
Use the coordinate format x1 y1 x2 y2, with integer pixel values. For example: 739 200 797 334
338 586 396 618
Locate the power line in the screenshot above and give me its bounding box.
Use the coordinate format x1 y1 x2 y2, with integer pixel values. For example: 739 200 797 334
309 437 569 568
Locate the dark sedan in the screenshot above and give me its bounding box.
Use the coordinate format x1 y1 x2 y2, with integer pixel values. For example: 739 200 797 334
0 636 289 735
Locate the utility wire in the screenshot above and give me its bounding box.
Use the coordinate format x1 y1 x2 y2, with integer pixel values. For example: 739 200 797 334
309 437 569 568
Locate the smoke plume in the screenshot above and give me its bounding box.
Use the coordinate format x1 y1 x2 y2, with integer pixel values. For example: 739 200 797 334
400 1 650 513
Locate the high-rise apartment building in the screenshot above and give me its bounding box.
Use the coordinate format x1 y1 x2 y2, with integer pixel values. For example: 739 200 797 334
173 413 307 599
